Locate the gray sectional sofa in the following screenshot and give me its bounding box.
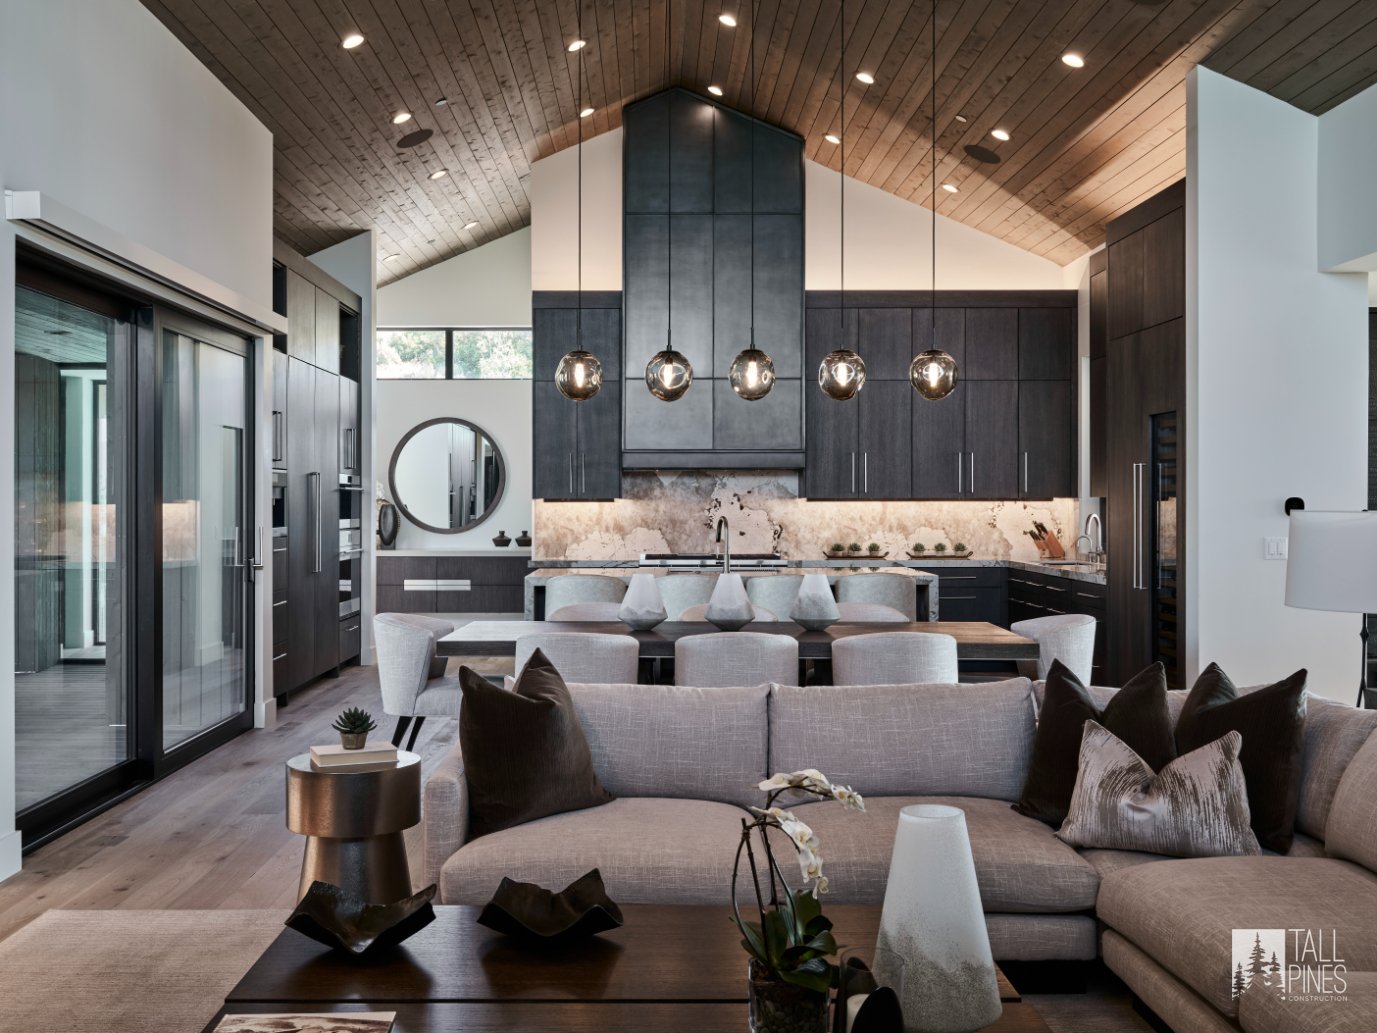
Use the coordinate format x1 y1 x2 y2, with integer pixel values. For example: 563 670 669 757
423 676 1377 1033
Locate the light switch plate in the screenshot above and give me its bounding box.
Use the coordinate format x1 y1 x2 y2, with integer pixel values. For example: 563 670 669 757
1264 537 1288 560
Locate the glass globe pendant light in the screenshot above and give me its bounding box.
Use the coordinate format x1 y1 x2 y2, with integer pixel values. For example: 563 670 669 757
817 0 865 402
555 2 601 401
556 349 602 401
727 1 775 402
645 348 693 401
910 0 958 402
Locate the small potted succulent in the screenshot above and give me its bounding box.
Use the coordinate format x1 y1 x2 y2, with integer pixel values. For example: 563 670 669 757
910 542 926 555
867 542 882 556
953 541 970 556
933 543 948 555
847 542 862 555
332 706 377 750
829 542 845 555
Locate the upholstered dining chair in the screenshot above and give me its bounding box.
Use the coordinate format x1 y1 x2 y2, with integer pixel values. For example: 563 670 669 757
547 602 624 621
674 632 799 688
746 574 803 622
373 613 458 750
543 574 626 616
678 603 777 623
831 631 959 685
657 574 717 620
834 572 918 620
513 632 640 685
834 601 909 622
1011 613 1097 682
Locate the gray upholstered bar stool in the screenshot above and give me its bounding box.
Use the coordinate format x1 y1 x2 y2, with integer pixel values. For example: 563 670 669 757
834 601 909 622
831 631 959 685
834 571 918 620
674 632 799 687
658 574 717 620
679 603 777 622
543 574 626 617
747 574 803 622
548 602 624 621
513 632 640 684
1011 613 1097 682
373 613 459 750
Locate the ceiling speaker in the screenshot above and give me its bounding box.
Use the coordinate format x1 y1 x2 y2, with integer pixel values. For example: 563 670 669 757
397 128 434 149
964 144 1002 164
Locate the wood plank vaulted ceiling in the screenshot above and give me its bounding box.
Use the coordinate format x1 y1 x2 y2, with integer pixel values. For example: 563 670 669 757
141 0 1377 284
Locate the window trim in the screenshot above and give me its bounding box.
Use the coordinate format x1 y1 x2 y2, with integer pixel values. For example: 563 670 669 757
376 325 533 381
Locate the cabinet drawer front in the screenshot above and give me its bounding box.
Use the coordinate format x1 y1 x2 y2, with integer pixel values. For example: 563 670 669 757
933 567 1006 589
435 555 529 585
377 585 436 614
339 618 362 664
937 586 1006 625
272 650 290 699
435 585 524 614
377 555 437 586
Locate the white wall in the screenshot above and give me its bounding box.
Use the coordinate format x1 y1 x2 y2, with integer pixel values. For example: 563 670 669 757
1318 84 1377 273
529 125 1071 290
1187 67 1369 701
379 228 533 326
0 0 274 881
374 380 533 550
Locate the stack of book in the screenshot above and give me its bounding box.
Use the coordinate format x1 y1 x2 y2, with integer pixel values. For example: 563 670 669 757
309 742 398 771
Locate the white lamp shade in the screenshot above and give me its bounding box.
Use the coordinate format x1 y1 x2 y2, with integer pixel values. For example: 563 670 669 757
1285 511 1377 614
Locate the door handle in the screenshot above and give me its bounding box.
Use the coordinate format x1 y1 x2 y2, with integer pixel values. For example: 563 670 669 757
251 526 265 571
580 452 586 495
969 452 975 495
1131 462 1145 591
343 427 351 471
309 472 323 574
568 452 574 495
272 410 282 462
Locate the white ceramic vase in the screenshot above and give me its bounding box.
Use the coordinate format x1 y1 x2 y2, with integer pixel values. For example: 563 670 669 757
705 573 755 630
618 573 668 630
872 804 1002 1033
790 572 840 630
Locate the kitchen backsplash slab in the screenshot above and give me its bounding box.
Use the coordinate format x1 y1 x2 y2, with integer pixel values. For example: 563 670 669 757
533 471 1080 563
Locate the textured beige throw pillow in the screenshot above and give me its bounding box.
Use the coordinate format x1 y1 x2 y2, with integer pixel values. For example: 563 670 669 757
1056 720 1261 858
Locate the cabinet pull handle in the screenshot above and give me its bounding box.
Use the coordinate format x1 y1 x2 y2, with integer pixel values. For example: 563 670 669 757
1022 451 1029 494
1131 462 1145 591
1046 606 1067 615
862 452 868 494
957 451 963 494
969 452 975 495
850 452 857 494
580 452 586 494
310 472 323 573
273 652 288 662
568 452 574 495
252 526 265 571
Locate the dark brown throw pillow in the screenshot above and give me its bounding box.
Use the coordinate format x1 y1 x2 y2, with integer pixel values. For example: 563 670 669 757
458 649 614 838
1014 660 1175 826
1175 663 1307 854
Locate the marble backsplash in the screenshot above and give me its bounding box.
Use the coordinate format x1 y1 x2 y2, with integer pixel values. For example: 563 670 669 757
533 471 1081 562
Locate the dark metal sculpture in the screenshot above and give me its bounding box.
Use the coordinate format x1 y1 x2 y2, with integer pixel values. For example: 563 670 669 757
476 868 624 942
285 880 437 956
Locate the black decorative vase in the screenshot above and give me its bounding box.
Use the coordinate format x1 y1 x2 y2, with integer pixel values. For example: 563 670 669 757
516 530 532 547
492 530 512 548
378 501 399 549
748 960 829 1033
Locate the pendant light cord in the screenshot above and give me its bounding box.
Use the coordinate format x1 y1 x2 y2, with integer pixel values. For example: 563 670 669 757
749 0 756 348
576 0 584 348
665 0 673 353
839 0 846 339
930 0 937 348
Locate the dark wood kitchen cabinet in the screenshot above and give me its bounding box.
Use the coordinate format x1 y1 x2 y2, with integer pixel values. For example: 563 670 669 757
911 388 965 499
965 380 1019 500
1019 380 1074 499
271 354 287 469
531 295 622 499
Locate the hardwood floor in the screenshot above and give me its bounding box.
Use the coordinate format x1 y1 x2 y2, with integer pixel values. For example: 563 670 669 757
0 656 514 943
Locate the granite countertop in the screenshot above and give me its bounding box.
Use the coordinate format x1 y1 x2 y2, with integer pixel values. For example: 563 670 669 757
526 557 1106 585
525 565 937 583
381 548 532 558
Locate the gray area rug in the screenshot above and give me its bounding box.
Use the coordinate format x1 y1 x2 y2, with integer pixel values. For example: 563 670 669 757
0 908 1156 1032
0 909 284 1032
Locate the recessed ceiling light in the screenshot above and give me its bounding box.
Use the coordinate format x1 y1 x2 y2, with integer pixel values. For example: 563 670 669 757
1061 52 1085 68
341 33 364 49
464 221 479 230
941 183 959 193
954 114 968 123
382 253 401 262
855 71 875 85
428 169 448 180
392 111 412 125
719 13 737 26
567 38 587 52
707 84 724 96
824 133 841 144
991 128 1010 141
580 107 596 118
434 97 449 107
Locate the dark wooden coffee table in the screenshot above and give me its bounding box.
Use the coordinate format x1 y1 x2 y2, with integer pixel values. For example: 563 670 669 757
204 905 1050 1031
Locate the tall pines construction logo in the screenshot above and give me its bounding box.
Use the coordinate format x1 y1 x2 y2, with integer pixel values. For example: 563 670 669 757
1232 929 1348 1004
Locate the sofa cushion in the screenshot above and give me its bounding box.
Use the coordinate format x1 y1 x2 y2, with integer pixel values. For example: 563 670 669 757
440 797 750 906
768 680 1035 801
1081 832 1328 882
1102 930 1240 1033
776 795 1099 913
1034 681 1190 725
1239 971 1377 1033
1097 857 1377 1018
568 683 770 809
1326 730 1377 872
1297 696 1377 840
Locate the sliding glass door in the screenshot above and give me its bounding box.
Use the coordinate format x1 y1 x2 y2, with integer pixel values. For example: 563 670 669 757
14 255 256 845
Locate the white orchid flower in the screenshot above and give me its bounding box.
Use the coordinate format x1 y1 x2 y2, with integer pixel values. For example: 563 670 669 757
832 785 865 811
812 875 830 897
795 768 833 791
758 773 794 792
779 816 816 851
797 847 824 884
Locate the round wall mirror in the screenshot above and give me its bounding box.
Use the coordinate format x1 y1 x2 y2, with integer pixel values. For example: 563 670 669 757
388 418 506 534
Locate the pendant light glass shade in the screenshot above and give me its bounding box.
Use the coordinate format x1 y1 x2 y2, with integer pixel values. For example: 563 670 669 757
555 349 603 401
728 348 776 400
818 349 867 401
645 348 694 401
909 349 958 400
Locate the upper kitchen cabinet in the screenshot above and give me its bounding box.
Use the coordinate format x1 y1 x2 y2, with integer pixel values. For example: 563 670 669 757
622 88 805 468
531 293 623 500
1088 249 1109 496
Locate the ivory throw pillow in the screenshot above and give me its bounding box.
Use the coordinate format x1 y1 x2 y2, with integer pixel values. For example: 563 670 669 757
1056 721 1261 858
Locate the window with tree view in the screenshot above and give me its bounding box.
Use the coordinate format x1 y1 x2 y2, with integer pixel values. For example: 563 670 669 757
377 328 532 379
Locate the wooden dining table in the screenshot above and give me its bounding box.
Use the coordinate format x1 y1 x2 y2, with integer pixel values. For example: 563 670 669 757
436 619 1038 662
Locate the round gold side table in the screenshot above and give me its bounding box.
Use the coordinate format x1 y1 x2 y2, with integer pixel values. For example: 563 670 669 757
285 751 422 905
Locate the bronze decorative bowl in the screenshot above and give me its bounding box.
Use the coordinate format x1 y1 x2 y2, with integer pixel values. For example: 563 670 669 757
285 880 437 956
477 868 624 943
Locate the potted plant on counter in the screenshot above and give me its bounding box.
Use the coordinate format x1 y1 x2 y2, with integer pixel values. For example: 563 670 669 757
828 542 845 557
952 541 971 557
933 543 948 555
332 707 377 750
909 542 927 558
867 542 882 556
847 542 863 556
732 769 865 1033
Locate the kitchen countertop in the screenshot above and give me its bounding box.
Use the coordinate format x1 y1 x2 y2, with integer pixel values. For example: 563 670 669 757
379 548 532 558
527 557 1106 585
525 565 937 583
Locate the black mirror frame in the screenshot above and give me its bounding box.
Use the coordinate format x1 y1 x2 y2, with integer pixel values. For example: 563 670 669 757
387 417 507 535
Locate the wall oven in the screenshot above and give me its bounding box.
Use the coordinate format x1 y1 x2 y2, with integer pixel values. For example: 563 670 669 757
339 471 363 619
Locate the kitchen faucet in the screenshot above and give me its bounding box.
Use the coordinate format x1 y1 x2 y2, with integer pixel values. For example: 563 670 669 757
1082 512 1104 565
715 516 731 575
